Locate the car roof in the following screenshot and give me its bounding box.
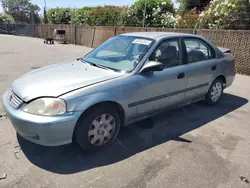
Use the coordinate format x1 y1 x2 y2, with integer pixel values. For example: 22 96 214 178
120 32 197 39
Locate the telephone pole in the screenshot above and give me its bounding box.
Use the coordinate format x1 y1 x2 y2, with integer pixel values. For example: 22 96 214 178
142 0 147 28
44 0 48 24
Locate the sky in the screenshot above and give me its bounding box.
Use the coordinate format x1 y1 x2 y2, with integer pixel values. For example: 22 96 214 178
0 0 178 12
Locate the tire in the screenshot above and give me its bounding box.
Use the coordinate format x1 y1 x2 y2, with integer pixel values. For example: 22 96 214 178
205 78 224 105
74 104 121 150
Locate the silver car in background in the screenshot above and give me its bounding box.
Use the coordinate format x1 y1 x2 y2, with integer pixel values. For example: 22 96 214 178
2 32 235 150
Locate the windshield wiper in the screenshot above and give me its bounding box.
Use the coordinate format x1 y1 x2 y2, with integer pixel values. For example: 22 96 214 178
90 62 111 71
82 59 112 71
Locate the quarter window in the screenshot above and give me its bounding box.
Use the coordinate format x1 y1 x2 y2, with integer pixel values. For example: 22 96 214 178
184 38 216 64
149 39 181 68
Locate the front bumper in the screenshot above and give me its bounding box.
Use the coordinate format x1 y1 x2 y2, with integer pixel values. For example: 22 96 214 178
1 91 83 146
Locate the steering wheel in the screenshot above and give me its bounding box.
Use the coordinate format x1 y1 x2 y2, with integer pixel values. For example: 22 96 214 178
129 53 145 66
129 55 139 62
129 55 140 67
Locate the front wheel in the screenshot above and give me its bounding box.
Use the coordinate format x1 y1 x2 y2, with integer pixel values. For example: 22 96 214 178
74 104 121 150
205 78 224 105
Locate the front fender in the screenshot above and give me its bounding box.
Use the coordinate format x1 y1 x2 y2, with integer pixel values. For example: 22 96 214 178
62 90 124 112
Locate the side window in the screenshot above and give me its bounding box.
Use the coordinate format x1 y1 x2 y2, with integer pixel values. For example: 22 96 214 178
149 39 181 68
184 38 216 64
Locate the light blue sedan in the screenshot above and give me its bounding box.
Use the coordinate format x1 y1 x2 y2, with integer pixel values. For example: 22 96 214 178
2 32 235 150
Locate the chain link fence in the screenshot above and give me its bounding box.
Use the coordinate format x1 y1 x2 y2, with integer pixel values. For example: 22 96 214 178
0 23 35 37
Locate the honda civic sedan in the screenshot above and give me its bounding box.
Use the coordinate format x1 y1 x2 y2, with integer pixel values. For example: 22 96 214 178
2 32 235 150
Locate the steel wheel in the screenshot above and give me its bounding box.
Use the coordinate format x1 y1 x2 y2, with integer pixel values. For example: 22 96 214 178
88 114 116 146
74 104 121 150
205 78 224 105
210 81 223 102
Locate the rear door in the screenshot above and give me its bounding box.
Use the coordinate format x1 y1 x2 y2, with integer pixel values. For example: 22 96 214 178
181 37 217 101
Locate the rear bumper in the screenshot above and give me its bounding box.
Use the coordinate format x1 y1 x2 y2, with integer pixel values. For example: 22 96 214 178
2 91 83 146
225 74 235 88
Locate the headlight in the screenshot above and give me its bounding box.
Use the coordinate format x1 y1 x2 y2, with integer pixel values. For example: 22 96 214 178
22 98 66 116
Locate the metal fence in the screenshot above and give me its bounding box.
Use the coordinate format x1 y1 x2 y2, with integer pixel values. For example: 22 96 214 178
34 24 250 75
0 24 35 37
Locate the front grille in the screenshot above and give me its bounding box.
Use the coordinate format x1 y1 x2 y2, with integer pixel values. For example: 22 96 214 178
8 91 23 109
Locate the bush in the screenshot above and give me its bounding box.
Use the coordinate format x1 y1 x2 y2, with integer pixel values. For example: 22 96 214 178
71 7 94 25
177 8 199 29
0 13 15 24
151 1 177 27
47 8 71 24
123 0 174 27
197 0 244 29
121 6 141 26
91 6 123 26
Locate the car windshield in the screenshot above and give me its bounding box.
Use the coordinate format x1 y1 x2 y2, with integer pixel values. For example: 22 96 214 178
82 35 154 72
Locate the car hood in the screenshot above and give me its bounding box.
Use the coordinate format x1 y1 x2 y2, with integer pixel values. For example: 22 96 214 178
12 60 122 102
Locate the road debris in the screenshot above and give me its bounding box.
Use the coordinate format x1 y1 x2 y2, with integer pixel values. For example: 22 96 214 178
14 150 20 159
0 173 7 180
0 113 7 120
14 146 22 159
239 175 249 183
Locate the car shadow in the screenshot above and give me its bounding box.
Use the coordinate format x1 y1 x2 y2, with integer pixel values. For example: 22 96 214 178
18 93 248 174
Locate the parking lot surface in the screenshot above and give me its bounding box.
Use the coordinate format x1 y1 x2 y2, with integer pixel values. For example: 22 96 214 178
0 35 250 188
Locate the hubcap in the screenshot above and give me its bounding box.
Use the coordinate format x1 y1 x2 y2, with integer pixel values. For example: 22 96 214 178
88 114 116 146
211 81 222 102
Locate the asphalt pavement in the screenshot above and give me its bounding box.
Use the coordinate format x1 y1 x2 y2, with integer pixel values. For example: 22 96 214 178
0 35 249 188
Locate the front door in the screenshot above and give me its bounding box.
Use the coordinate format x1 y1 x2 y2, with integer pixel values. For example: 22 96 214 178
130 38 188 117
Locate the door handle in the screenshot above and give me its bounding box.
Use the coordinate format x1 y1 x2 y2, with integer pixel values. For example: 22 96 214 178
177 73 185 79
212 65 217 71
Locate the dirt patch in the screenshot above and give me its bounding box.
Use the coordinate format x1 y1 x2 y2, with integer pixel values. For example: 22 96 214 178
217 134 243 150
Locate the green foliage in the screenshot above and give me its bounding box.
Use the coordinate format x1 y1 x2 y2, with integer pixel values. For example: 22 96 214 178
121 6 141 26
177 0 210 16
122 0 174 27
71 7 94 25
47 8 71 24
197 0 246 29
0 13 15 23
150 1 177 27
177 8 199 28
41 0 249 30
135 0 174 26
91 6 123 26
49 6 123 26
1 0 40 23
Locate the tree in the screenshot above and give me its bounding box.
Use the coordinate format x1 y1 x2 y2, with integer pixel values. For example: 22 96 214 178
0 13 15 24
177 0 210 15
1 0 41 23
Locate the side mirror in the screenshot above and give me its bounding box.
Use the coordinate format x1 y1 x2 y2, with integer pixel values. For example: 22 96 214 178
140 61 164 73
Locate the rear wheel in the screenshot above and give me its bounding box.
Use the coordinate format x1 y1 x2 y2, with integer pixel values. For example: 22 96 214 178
74 104 121 150
205 78 223 105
